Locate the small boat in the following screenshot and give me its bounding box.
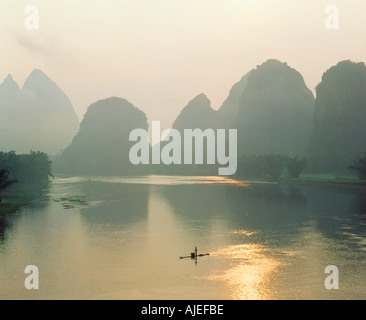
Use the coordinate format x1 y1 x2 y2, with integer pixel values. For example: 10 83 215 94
179 246 209 259
179 253 210 259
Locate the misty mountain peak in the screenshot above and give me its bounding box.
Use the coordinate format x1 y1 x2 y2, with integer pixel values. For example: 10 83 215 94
4 74 14 82
255 59 285 74
183 93 212 112
28 68 48 79
21 68 79 119
173 93 216 130
234 59 315 157
0 74 20 92
217 70 253 126
261 58 286 66
309 59 366 172
0 69 79 155
54 97 148 175
22 68 55 91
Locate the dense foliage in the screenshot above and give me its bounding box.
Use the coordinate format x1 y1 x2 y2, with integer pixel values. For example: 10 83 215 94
237 154 307 181
348 153 366 180
0 169 17 191
286 156 307 178
0 151 53 185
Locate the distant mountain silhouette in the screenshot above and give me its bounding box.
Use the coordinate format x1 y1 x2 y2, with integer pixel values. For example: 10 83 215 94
166 93 218 175
173 93 217 130
170 59 314 162
234 59 315 157
309 60 366 173
53 97 148 175
4 60 365 177
216 71 253 129
172 72 253 132
0 69 79 155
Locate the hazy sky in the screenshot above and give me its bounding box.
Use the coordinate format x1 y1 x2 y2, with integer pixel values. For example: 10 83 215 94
0 0 365 131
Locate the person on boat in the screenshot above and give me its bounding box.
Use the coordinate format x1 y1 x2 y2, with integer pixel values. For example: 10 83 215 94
191 246 198 259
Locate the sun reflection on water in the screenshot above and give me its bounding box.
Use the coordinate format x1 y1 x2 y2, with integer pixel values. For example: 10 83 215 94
209 243 281 300
230 230 258 237
54 175 252 188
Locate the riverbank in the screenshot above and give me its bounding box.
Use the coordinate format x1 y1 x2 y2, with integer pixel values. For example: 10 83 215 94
0 183 49 215
279 173 366 191
0 195 29 215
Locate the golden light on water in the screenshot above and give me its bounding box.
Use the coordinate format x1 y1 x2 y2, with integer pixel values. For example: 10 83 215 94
81 175 251 187
215 177 251 188
209 243 281 300
230 230 258 237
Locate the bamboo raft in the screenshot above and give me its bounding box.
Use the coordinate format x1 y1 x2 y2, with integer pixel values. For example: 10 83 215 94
179 247 209 259
179 253 210 259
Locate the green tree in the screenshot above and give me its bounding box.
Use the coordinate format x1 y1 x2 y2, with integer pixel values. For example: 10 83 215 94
237 155 265 178
286 156 306 178
263 154 287 181
18 151 54 183
0 169 18 190
0 151 53 184
348 153 366 180
237 154 290 180
0 169 18 202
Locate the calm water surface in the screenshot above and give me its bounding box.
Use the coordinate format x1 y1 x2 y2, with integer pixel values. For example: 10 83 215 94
0 175 365 300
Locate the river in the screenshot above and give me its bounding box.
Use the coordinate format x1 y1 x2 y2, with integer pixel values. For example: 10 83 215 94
0 175 365 299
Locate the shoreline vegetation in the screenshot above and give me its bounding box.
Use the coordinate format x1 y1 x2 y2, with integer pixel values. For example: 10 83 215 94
279 174 366 191
0 183 49 215
0 151 53 216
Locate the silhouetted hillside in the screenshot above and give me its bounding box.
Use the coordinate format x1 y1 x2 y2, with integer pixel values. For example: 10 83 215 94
172 72 252 131
173 93 217 130
53 97 148 175
0 69 79 155
234 59 315 157
216 71 252 129
309 60 366 173
166 94 217 175
164 60 315 176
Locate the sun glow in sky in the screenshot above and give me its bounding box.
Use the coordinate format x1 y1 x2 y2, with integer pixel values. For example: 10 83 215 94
0 0 365 131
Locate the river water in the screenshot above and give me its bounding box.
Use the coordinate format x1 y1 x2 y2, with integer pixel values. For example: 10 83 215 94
0 175 365 300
